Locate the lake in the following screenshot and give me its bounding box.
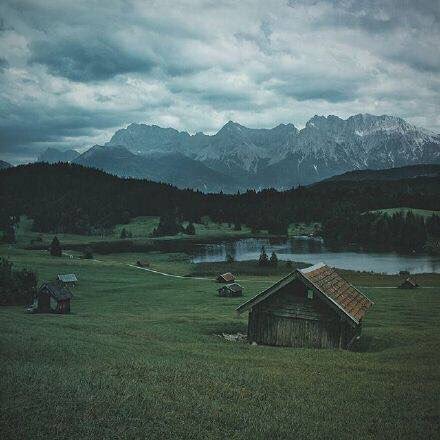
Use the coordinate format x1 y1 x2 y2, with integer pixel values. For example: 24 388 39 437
190 237 440 274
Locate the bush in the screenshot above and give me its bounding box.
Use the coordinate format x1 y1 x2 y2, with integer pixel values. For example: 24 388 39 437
0 258 37 306
226 253 235 264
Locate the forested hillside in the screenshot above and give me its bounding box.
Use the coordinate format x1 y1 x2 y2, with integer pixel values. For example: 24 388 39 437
1 163 439 242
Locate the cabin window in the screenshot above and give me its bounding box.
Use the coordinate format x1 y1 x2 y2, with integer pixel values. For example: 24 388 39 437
307 289 314 300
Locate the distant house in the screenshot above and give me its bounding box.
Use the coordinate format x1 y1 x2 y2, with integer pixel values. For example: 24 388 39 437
218 283 243 297
236 262 373 350
35 282 72 314
217 272 235 283
57 273 78 287
398 277 419 289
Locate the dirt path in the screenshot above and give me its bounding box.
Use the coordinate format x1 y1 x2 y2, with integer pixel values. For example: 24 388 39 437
63 253 437 288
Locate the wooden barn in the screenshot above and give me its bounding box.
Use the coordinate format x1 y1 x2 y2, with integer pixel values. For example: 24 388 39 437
35 282 73 314
218 283 243 297
57 273 78 287
217 272 235 283
236 262 373 349
398 277 419 289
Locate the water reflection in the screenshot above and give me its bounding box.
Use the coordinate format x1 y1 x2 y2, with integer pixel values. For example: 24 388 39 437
191 237 440 274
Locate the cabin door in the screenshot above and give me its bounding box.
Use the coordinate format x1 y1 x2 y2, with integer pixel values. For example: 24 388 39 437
38 292 50 312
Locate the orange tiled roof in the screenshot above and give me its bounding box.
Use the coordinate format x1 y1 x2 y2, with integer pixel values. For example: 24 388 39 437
298 263 373 323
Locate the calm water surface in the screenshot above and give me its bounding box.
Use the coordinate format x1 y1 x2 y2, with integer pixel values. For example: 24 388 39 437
190 237 440 274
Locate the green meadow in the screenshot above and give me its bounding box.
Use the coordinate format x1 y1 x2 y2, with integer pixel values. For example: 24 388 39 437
370 207 440 218
1 231 440 439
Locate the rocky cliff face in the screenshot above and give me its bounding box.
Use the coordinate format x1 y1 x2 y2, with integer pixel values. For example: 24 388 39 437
55 113 440 191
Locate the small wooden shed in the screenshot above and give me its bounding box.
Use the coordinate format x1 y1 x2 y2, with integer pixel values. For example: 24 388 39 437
218 283 243 297
398 277 418 289
35 282 72 314
57 273 78 287
217 272 235 283
236 262 373 350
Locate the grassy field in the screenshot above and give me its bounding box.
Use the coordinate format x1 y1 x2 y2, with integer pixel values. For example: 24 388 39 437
1 243 440 439
371 207 440 218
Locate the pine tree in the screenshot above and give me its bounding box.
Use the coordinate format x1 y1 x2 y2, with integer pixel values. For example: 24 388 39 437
226 253 235 264
120 228 127 239
234 221 242 231
258 246 269 267
269 251 278 267
83 247 93 259
185 223 196 235
49 236 62 257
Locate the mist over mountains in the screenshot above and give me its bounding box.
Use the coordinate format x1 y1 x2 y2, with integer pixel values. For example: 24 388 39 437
37 114 440 192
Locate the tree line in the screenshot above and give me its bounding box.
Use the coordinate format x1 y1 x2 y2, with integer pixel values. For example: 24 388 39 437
322 211 440 253
1 163 439 249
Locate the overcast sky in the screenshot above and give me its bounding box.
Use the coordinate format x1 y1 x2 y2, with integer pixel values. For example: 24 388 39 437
1 0 439 163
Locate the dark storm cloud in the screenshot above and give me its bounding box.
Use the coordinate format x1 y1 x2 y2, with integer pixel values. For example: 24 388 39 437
29 38 156 82
0 0 439 163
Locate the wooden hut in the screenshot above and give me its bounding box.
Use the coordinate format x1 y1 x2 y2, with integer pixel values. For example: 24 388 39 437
216 272 235 283
57 273 78 287
35 282 72 314
398 277 418 289
236 262 373 350
218 283 243 297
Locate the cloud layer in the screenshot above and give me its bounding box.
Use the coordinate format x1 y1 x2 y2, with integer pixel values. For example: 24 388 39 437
1 0 439 163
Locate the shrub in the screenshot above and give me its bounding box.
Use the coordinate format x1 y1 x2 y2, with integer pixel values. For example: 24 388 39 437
0 258 37 306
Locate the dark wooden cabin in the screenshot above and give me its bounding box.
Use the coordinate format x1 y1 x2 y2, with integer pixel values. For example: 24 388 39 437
57 273 78 287
36 282 73 314
218 283 243 297
236 262 373 350
216 272 235 283
398 277 418 289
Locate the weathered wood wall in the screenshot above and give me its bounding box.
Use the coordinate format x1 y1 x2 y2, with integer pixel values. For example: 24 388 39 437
247 279 358 349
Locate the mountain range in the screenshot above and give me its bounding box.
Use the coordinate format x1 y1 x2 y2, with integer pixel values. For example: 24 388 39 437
0 160 12 169
36 113 440 192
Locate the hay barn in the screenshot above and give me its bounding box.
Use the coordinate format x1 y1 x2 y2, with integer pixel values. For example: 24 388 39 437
217 272 235 283
399 277 419 289
57 273 78 287
35 282 72 314
218 283 243 297
236 262 373 349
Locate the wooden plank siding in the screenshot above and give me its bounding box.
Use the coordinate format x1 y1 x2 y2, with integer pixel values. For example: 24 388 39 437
247 278 355 349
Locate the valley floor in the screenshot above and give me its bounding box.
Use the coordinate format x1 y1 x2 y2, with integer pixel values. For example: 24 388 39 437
1 244 440 439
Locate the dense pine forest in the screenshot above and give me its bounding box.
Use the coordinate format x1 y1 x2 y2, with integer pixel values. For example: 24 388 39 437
1 163 440 252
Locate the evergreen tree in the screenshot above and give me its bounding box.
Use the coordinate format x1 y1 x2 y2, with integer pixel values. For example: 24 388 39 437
258 246 269 267
234 221 242 231
185 222 196 235
153 212 182 237
269 251 278 267
49 236 62 257
83 247 93 259
120 228 127 239
2 223 16 244
226 253 235 264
